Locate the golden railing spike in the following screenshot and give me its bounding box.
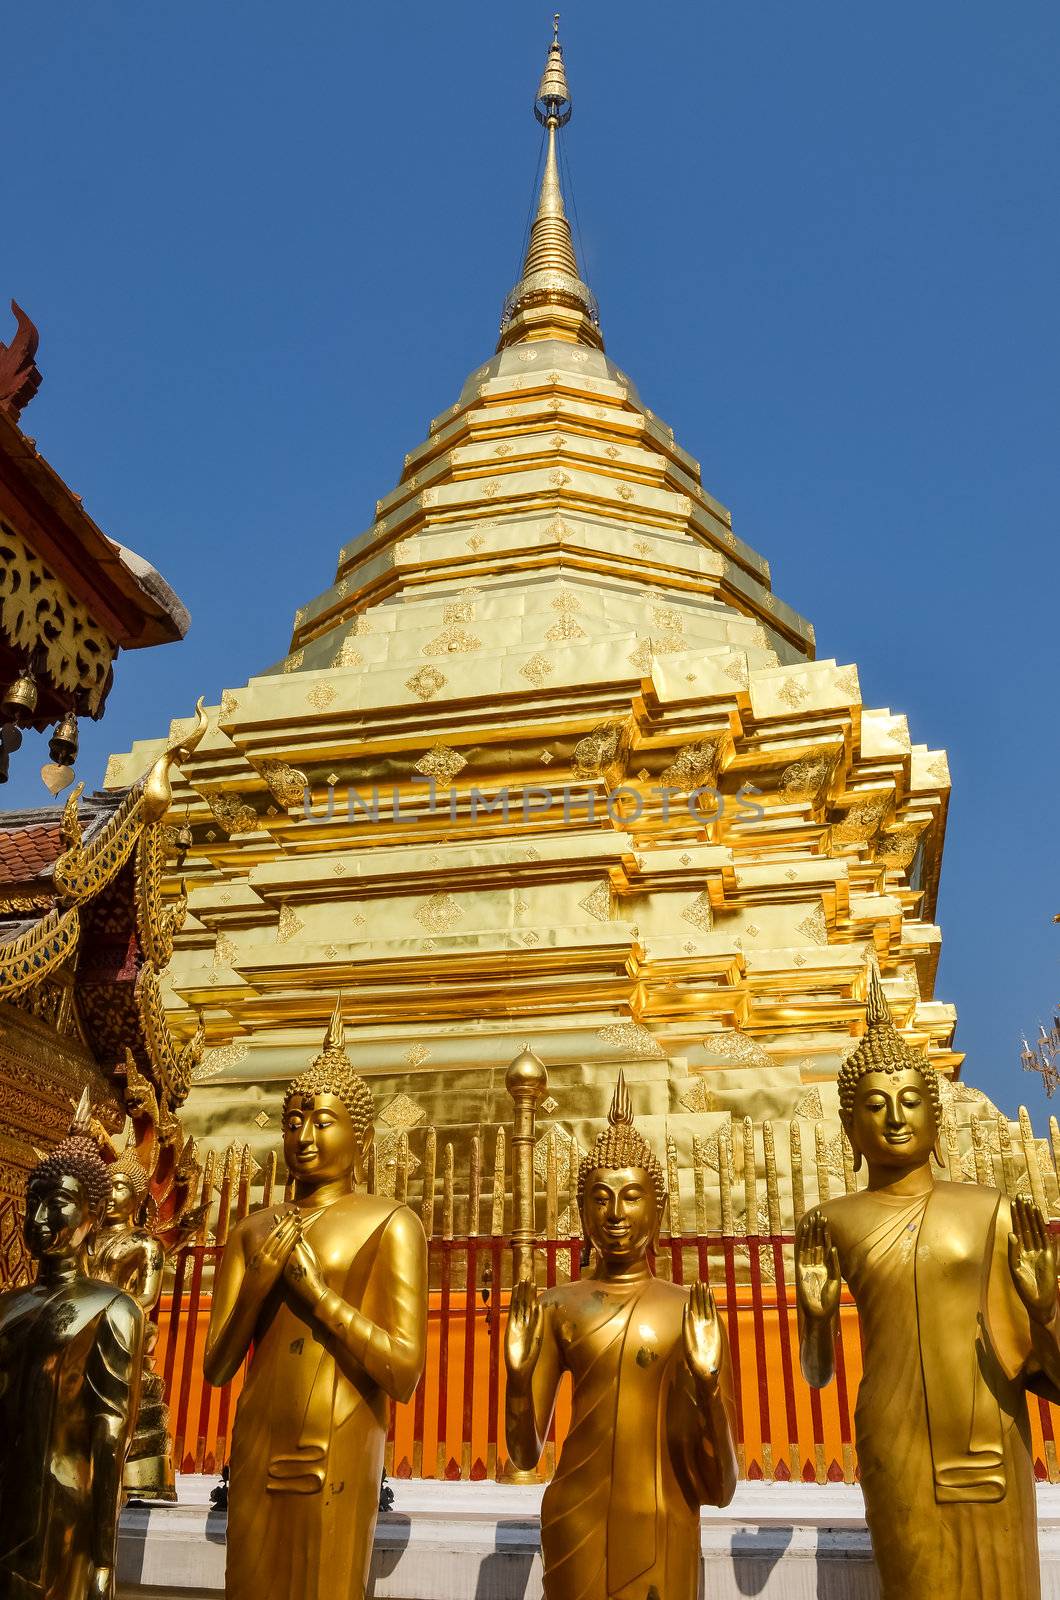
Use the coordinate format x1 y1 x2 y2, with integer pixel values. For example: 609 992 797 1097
545 1128 559 1240
790 1121 805 1224
567 1132 580 1238
997 1115 1017 1197
692 1136 707 1236
841 1128 856 1195
468 1133 482 1236
763 1121 782 1236
421 1127 437 1240
718 1123 734 1237
944 1111 963 1184
971 1117 992 1187
490 1128 506 1237
397 1131 410 1207
442 1142 455 1240
814 1122 831 1205
742 1116 756 1233
666 1131 681 1237
1018 1105 1048 1212
261 1149 277 1210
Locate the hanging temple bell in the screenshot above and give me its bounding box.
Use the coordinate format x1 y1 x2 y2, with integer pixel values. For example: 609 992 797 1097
1 664 37 726
48 709 79 767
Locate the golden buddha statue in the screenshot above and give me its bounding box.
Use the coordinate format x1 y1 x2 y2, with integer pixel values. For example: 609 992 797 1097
204 1000 428 1600
796 966 1060 1600
505 1072 738 1600
90 1149 176 1501
0 1094 144 1600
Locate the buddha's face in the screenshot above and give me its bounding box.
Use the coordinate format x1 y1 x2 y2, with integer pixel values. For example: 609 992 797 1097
844 1067 937 1169
582 1165 658 1266
25 1173 94 1261
105 1171 138 1223
283 1091 367 1185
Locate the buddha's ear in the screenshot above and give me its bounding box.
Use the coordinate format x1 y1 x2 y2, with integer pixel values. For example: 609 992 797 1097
839 1110 863 1173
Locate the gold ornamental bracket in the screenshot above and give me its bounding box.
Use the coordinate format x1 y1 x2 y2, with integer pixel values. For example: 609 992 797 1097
52 699 208 909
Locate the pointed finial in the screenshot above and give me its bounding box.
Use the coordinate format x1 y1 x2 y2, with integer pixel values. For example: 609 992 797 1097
323 995 345 1055
608 1069 634 1128
865 962 892 1028
71 1085 93 1136
535 15 572 126
497 19 602 350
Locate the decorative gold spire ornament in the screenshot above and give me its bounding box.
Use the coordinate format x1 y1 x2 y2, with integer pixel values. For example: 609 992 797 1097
498 16 603 350
0 1095 144 1599
204 1000 427 1600
505 1071 738 1600
796 965 1060 1600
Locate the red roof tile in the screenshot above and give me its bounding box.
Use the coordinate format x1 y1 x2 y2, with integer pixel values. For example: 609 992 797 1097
0 821 63 886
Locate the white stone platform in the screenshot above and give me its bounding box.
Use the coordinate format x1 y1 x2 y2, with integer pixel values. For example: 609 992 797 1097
117 1476 1060 1599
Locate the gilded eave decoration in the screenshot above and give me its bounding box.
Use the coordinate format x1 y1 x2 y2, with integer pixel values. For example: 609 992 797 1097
0 700 206 1022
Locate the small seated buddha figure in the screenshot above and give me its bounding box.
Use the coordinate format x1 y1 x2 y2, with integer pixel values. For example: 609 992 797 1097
796 966 1060 1600
90 1149 175 1500
0 1095 144 1600
204 1001 428 1600
505 1072 738 1600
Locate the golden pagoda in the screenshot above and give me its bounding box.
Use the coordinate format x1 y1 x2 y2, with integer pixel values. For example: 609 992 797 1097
104 23 989 1217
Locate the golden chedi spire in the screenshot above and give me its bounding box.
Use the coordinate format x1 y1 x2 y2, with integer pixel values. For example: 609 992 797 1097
498 16 604 352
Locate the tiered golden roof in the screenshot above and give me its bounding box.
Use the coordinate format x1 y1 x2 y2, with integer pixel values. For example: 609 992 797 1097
105 25 960 1207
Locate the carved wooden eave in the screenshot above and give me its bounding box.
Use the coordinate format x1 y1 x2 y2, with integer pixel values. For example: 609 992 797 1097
0 301 189 732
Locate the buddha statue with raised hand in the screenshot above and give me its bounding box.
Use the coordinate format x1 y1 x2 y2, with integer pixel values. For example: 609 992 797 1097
0 1093 144 1600
796 966 1060 1600
204 1000 427 1600
505 1071 738 1600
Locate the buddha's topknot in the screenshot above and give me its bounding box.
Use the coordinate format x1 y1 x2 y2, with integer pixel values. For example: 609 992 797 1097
27 1089 111 1215
576 1071 666 1216
837 966 942 1128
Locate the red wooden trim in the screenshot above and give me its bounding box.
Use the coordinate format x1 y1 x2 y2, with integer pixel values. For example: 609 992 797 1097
770 1237 800 1458
460 1239 478 1464
435 1242 452 1472
720 1236 744 1446
833 1313 853 1448
161 1249 188 1394
486 1238 503 1452
746 1234 773 1465
173 1243 208 1464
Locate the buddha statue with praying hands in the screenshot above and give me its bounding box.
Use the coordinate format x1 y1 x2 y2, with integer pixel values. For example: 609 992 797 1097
505 1071 738 1600
204 1000 427 1600
89 1149 175 1500
796 966 1060 1600
0 1094 144 1600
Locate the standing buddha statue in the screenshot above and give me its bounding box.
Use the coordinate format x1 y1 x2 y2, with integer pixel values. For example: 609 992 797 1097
795 965 1060 1600
90 1149 176 1500
204 1000 428 1600
505 1071 738 1600
0 1094 144 1600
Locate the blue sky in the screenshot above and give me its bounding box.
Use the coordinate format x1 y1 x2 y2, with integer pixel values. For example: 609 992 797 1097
3 2 1057 1110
